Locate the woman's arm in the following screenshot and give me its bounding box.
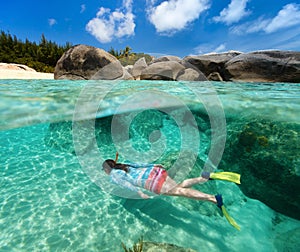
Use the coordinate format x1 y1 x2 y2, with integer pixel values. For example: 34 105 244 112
110 171 151 199
110 171 139 192
127 163 163 169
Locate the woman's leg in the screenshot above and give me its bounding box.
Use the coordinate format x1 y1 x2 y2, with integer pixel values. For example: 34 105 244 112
160 177 217 204
178 176 208 188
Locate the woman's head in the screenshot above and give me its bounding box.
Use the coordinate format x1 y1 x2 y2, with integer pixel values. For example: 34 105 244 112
102 159 115 174
102 159 129 174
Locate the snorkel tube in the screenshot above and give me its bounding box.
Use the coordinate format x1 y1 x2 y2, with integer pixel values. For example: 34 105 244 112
114 152 119 163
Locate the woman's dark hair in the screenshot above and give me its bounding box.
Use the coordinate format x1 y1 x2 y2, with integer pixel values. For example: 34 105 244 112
102 159 129 173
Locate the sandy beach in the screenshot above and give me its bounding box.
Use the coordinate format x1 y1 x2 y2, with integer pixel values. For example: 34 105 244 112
0 63 54 79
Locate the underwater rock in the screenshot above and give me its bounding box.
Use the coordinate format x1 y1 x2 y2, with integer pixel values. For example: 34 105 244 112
142 241 196 252
274 228 300 252
222 120 300 219
121 234 196 252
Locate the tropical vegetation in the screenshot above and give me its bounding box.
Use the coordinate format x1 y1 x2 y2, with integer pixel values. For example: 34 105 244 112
0 30 153 73
0 31 72 73
108 46 153 66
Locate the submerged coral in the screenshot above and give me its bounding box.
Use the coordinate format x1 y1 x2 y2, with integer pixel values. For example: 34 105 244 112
223 120 300 220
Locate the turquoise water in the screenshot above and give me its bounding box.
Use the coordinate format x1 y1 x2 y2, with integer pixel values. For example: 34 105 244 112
1 79 300 251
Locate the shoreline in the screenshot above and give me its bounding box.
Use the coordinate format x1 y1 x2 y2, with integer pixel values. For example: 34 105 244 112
0 69 54 79
0 63 54 79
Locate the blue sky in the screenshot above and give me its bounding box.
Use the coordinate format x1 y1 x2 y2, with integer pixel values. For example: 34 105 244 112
1 0 300 57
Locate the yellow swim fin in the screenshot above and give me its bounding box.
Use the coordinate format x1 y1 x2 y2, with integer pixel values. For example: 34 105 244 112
210 172 241 184
221 205 241 231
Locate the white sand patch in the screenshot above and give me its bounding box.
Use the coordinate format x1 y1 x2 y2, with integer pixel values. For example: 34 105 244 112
0 63 54 79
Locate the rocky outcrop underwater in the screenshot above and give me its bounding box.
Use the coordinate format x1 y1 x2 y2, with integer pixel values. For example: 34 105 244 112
223 119 300 220
54 44 300 83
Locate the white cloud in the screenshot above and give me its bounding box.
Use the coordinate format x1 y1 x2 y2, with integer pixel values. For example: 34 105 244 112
194 43 227 54
231 3 300 34
214 43 226 52
213 0 251 25
230 17 269 35
264 3 300 33
80 4 86 13
48 18 57 27
147 0 210 34
86 0 135 43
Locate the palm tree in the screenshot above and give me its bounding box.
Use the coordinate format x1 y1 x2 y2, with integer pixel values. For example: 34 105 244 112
123 46 132 57
108 47 121 58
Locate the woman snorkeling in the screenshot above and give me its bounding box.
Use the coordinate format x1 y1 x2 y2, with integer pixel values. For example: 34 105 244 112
102 153 241 230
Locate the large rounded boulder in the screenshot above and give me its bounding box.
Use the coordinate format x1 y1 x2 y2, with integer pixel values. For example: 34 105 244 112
54 44 132 80
140 60 207 81
225 51 300 83
132 57 148 80
184 52 240 81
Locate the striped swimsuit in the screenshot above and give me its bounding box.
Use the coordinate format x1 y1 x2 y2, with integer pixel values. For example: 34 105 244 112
110 163 168 194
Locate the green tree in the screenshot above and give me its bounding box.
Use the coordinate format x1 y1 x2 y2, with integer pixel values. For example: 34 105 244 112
122 46 132 57
0 31 72 73
108 47 122 58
